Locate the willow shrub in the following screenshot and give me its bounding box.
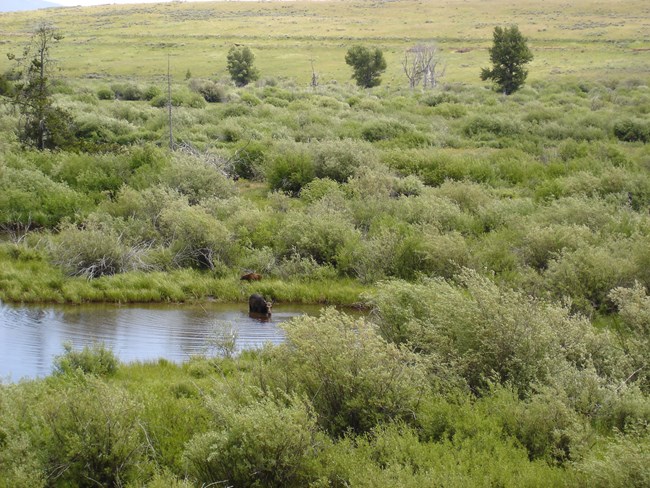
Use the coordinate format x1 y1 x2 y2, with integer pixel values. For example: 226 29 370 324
160 153 236 204
53 342 119 377
264 309 429 437
0 166 86 228
266 145 315 195
40 377 148 487
49 223 152 278
184 395 325 487
366 271 607 396
311 138 378 183
0 384 46 488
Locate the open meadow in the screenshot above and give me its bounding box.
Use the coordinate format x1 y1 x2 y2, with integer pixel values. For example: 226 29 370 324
0 0 649 486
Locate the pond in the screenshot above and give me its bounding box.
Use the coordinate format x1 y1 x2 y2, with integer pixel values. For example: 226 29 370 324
0 301 322 382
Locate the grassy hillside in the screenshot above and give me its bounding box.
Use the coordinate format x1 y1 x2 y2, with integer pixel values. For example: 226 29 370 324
0 0 648 84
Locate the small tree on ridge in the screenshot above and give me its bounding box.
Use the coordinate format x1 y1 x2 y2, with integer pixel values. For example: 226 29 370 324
481 25 533 95
345 45 387 89
226 45 259 87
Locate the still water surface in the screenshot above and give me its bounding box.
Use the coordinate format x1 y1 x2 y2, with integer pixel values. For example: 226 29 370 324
0 302 320 381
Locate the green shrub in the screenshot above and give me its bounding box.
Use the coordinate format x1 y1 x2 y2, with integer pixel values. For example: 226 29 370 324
184 395 324 487
159 201 235 270
143 85 162 101
0 166 87 228
366 271 605 396
613 118 650 143
311 138 378 182
543 243 637 314
53 342 119 376
300 178 343 203
49 223 151 278
421 92 458 106
111 82 143 101
276 208 358 266
463 115 522 139
42 377 147 487
576 425 650 488
189 79 228 103
233 140 267 180
266 146 315 195
96 87 114 100
269 309 428 436
361 119 409 142
161 154 236 204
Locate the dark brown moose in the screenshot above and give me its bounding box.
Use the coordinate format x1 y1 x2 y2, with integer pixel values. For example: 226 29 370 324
248 293 272 317
240 272 262 281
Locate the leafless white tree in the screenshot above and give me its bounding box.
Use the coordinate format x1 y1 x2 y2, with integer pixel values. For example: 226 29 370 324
402 43 446 89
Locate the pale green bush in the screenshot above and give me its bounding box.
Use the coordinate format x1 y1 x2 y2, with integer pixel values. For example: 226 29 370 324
161 153 236 204
50 223 152 278
53 342 119 376
159 201 235 270
311 138 378 182
184 395 324 487
576 425 650 488
42 377 147 487
366 271 606 396
269 309 428 436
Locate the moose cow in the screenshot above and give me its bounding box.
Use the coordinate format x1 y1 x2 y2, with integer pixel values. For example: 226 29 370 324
241 272 262 281
249 293 272 317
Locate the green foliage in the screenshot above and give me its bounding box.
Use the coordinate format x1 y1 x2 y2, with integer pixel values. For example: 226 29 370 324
269 309 428 436
226 45 260 87
53 342 119 376
613 118 650 143
110 82 143 101
366 271 606 396
159 200 235 270
161 153 236 204
576 425 650 488
49 222 151 278
184 394 324 487
42 376 148 487
266 145 315 195
481 25 533 95
0 165 87 228
188 78 228 103
609 283 650 391
311 138 378 182
96 86 115 100
7 23 76 150
345 45 387 88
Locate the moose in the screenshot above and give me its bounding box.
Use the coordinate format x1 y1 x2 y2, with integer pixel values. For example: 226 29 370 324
240 272 262 281
248 293 272 317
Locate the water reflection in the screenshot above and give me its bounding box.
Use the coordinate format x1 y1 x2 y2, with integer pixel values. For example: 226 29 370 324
0 302 321 382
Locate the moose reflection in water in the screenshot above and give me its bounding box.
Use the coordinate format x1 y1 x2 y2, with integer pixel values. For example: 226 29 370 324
248 293 272 319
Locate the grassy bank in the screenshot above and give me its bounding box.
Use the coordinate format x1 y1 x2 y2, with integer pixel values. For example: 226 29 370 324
0 244 369 304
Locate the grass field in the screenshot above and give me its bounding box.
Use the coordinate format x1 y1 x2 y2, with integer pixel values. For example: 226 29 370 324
0 0 648 84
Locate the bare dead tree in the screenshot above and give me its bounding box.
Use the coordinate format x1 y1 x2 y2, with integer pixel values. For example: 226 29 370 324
402 43 446 89
310 58 319 89
401 49 422 89
418 44 446 88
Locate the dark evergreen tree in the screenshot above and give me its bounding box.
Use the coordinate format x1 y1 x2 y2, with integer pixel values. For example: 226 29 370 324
8 23 74 150
226 46 260 87
345 45 387 88
481 25 533 95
